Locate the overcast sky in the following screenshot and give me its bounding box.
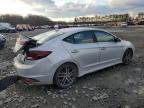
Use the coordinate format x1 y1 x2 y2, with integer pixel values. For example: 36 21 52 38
0 0 144 21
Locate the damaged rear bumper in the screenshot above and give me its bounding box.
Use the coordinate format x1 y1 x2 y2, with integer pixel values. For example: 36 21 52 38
13 57 55 85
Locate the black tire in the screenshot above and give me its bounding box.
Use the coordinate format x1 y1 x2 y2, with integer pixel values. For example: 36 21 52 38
0 76 19 92
54 63 78 88
122 49 133 65
0 43 5 50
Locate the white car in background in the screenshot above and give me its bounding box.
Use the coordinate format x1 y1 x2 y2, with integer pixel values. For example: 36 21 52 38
14 27 135 88
0 22 17 33
121 22 128 27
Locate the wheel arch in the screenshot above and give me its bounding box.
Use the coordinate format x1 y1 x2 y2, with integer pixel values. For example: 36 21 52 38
53 61 79 83
122 47 134 64
124 48 134 56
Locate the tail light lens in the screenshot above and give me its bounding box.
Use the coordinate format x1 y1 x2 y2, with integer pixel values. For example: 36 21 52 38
26 51 52 60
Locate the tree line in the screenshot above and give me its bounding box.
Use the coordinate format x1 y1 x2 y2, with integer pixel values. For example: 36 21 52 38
0 14 54 26
74 14 131 23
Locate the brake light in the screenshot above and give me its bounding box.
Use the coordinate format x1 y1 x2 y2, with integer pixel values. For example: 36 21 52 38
26 51 52 60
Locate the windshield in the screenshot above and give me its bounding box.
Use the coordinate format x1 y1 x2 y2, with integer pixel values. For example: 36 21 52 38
33 30 64 44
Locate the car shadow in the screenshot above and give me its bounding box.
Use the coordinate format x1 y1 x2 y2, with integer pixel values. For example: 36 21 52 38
15 64 122 88
12 62 136 95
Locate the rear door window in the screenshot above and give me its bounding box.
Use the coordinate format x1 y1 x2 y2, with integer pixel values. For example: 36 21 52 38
73 31 94 44
63 31 94 44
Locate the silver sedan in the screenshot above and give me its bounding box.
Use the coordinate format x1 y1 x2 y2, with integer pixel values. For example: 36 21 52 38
14 27 135 88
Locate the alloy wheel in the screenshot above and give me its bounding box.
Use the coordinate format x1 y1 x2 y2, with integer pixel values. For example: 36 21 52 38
123 49 133 65
54 63 77 88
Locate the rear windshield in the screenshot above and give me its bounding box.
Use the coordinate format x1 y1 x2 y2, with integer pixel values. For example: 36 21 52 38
33 30 64 44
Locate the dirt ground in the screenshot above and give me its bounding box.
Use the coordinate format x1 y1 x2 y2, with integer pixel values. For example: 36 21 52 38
0 27 144 108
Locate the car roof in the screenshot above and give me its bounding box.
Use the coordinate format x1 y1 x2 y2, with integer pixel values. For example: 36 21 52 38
57 27 103 34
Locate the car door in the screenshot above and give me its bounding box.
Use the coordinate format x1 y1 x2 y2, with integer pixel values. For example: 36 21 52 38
94 30 124 65
62 31 101 70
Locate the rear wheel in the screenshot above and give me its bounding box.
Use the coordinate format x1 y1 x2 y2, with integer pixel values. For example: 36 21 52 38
122 49 133 65
54 63 78 88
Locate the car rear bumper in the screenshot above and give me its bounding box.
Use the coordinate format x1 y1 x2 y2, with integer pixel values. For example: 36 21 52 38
13 57 56 85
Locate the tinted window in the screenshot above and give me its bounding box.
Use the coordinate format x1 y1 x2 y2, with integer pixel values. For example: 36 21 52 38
94 31 114 42
73 31 94 44
63 35 74 44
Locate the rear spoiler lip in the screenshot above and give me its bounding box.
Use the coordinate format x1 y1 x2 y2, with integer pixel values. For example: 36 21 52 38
20 35 42 47
19 34 36 41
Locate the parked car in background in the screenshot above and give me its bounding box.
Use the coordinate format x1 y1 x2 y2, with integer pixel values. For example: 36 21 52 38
16 24 34 31
137 21 144 25
0 22 17 33
121 22 128 27
127 21 135 25
14 27 135 88
40 25 50 29
35 25 53 29
0 34 6 49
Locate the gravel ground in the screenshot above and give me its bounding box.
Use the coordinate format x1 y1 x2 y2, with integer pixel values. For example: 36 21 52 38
0 27 144 108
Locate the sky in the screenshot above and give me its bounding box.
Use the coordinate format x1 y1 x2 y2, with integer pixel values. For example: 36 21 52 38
0 0 144 21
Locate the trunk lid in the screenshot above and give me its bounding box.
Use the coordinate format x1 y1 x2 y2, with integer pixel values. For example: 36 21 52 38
13 34 37 53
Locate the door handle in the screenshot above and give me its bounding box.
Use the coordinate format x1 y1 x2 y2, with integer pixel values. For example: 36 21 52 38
100 47 106 50
71 49 79 53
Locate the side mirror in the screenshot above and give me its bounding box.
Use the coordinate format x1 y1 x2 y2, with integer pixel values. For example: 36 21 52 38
114 37 121 42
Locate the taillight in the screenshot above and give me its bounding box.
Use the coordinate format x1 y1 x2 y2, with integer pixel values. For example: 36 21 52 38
26 51 52 60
